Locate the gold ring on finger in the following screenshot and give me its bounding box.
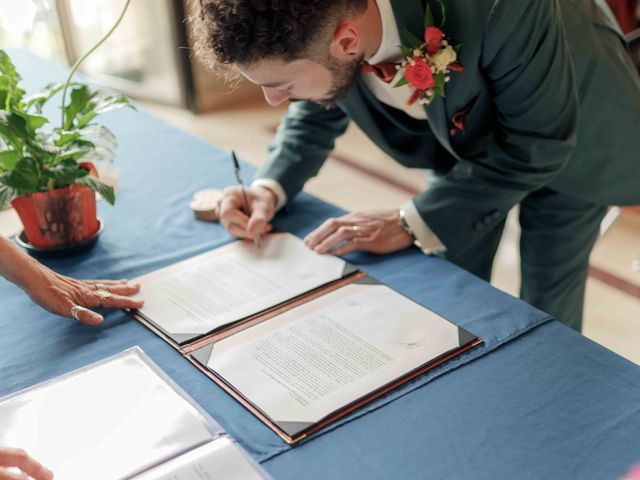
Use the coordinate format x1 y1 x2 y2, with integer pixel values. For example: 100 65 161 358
350 225 361 237
89 281 106 291
94 289 111 308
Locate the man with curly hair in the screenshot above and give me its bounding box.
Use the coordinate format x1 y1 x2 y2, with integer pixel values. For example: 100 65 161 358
194 0 640 332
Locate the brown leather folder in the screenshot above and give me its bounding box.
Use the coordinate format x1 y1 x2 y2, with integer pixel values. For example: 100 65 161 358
130 266 482 444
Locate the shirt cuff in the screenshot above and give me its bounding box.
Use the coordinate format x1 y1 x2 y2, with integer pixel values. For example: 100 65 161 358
401 200 446 255
251 178 288 211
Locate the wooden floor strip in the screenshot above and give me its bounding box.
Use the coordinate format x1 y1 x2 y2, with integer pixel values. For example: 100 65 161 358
589 266 640 300
329 152 422 196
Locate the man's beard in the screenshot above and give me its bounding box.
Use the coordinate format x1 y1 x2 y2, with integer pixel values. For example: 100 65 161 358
316 54 364 109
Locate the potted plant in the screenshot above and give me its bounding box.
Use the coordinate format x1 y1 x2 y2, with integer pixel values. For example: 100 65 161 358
0 0 132 249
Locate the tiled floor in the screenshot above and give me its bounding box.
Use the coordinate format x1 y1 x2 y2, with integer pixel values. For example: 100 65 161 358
82 100 640 364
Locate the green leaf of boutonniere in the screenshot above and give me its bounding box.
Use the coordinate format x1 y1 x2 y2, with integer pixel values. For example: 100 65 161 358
393 77 409 88
436 0 446 27
401 28 422 49
400 45 414 58
434 73 446 97
424 0 447 28
424 3 435 27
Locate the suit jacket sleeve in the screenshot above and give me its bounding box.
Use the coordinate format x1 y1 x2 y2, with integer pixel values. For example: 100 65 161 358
254 100 350 201
413 0 580 256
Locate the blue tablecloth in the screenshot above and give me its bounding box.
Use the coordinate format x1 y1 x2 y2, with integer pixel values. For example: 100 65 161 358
2 50 639 479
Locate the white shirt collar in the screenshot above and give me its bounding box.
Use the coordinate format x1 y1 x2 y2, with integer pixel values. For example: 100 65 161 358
361 0 428 120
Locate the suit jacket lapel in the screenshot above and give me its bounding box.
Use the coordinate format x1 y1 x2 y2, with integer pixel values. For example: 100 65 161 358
425 88 460 161
389 0 424 43
389 0 461 161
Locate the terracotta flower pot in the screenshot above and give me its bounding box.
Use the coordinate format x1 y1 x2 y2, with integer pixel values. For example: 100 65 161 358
11 184 99 249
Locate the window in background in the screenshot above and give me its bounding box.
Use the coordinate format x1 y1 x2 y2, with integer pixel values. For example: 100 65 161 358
57 0 190 106
0 0 67 63
0 0 259 111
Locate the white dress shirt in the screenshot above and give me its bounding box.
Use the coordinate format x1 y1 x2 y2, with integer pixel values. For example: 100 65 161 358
362 0 428 120
253 0 445 254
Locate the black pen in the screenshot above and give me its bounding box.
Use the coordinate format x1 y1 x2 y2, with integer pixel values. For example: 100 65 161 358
231 151 261 248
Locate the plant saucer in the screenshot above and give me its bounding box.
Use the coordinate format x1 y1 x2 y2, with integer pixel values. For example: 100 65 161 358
15 218 105 258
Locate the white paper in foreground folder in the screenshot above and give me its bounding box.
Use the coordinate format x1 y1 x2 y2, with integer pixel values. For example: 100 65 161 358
0 347 269 480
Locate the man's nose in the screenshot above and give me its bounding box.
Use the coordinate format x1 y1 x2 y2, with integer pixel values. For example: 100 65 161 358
261 87 290 106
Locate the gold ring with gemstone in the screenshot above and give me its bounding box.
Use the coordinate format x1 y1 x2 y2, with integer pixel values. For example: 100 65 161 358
94 289 111 307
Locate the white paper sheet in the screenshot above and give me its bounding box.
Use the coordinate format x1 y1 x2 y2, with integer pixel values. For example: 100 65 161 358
133 233 347 336
0 353 216 480
205 284 462 426
133 437 263 480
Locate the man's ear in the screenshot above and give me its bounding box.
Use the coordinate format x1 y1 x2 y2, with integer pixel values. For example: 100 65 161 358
329 22 361 60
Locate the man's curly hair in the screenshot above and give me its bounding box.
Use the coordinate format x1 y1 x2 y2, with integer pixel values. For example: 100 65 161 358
191 0 367 80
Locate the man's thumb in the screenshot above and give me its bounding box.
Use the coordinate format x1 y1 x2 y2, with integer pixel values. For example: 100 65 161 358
247 202 270 236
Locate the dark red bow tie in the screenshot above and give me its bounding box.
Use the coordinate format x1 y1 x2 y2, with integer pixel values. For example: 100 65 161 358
362 61 399 83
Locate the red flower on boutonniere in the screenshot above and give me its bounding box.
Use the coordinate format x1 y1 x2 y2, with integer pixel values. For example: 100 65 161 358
392 1 464 106
405 57 435 90
425 26 444 55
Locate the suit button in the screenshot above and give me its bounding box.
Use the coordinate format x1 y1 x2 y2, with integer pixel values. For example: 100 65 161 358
473 221 484 231
491 210 501 220
483 216 493 226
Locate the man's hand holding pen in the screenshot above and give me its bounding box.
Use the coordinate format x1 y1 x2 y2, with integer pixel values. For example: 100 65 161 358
218 185 277 242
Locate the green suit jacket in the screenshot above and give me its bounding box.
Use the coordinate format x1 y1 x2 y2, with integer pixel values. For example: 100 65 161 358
256 0 640 256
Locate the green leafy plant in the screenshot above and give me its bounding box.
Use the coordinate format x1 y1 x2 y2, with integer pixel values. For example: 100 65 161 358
0 0 133 209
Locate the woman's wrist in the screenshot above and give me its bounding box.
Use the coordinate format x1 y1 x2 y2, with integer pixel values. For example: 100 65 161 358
0 236 51 290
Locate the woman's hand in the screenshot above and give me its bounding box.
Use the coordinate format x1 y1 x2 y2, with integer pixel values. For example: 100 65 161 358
304 209 414 256
0 447 53 480
22 271 144 326
0 236 143 325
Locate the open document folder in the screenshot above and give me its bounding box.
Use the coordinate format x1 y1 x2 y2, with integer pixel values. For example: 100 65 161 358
190 280 481 443
130 232 482 443
132 232 355 345
0 348 268 480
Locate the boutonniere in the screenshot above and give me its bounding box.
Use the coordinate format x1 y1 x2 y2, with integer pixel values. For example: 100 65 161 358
394 1 464 106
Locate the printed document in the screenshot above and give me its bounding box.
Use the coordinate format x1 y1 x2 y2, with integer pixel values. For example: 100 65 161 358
134 233 348 339
203 283 462 430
